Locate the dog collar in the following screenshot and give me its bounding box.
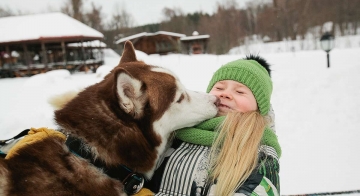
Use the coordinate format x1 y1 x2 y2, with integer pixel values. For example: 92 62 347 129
65 135 144 195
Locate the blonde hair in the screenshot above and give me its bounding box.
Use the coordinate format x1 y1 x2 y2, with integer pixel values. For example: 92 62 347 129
209 111 266 196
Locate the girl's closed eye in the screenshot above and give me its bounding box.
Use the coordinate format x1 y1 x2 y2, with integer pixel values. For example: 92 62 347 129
213 85 224 90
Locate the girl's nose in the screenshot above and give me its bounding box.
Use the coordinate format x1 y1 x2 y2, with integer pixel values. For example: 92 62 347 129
219 91 231 99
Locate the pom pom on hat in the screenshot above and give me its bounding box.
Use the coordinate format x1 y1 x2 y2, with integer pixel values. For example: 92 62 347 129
206 55 273 115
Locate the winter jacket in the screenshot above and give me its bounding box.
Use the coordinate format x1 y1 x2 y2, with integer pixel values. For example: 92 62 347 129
145 139 280 196
145 108 281 196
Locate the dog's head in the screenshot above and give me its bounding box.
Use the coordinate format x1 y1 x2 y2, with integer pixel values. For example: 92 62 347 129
55 41 218 172
113 41 218 132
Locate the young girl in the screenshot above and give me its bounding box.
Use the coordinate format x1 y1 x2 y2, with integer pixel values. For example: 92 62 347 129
142 55 281 196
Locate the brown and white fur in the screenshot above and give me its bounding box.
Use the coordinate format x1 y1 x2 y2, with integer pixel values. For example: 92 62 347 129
0 41 218 196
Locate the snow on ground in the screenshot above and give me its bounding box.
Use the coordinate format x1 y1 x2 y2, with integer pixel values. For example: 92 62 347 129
1 45 360 195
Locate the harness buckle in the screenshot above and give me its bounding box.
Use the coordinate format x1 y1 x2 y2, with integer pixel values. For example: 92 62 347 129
122 172 144 195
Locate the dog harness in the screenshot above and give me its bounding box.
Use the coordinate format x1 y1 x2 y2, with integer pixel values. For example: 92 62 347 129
0 129 145 195
65 135 145 195
0 129 30 158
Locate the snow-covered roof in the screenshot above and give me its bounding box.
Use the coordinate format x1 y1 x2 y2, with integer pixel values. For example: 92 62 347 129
0 12 104 44
180 34 210 41
116 31 186 44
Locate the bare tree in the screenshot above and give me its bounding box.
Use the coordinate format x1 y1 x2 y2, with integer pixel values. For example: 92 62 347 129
61 0 85 23
160 7 188 33
107 5 134 30
57 0 360 54
0 6 14 17
196 1 250 54
162 7 184 21
84 2 104 32
102 5 135 51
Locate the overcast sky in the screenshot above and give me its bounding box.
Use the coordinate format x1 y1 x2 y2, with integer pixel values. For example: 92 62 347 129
0 0 252 26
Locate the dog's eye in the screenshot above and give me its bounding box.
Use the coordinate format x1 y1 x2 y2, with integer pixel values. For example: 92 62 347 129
177 94 184 103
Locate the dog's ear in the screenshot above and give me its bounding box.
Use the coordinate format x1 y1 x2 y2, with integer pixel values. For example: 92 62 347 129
120 41 137 64
115 68 147 119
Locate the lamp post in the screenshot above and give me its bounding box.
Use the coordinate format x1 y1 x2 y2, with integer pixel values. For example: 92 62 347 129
320 32 335 68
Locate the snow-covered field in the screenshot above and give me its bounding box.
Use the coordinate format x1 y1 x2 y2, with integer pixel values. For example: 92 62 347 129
1 44 360 195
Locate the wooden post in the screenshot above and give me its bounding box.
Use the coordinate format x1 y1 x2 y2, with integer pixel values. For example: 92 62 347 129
41 42 48 68
22 44 30 66
5 45 10 65
61 41 67 66
100 41 104 64
98 40 102 64
5 45 10 54
81 40 85 68
5 45 11 71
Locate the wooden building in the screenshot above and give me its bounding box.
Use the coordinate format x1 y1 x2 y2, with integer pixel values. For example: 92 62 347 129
116 31 186 55
0 12 105 78
180 31 210 54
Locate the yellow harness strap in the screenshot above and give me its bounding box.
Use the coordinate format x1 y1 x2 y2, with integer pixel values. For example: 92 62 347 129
133 188 154 196
5 127 66 159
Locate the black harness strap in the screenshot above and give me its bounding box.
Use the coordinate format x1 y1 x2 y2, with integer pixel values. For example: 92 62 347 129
1 129 30 158
0 150 5 158
65 135 144 195
0 129 30 146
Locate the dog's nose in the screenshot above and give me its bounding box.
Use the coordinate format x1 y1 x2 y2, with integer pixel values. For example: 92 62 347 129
214 97 220 107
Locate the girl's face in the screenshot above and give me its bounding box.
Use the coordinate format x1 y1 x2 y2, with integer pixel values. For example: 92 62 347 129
209 80 258 116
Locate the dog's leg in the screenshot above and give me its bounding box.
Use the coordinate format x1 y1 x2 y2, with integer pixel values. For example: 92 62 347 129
4 136 128 196
0 159 9 196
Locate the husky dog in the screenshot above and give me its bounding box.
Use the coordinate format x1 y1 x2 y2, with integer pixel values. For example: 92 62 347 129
0 41 218 196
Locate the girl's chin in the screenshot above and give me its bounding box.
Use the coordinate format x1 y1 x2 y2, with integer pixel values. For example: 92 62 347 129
217 107 233 115
216 111 228 116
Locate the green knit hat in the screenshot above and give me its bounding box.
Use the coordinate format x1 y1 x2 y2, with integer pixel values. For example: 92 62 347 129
206 59 273 115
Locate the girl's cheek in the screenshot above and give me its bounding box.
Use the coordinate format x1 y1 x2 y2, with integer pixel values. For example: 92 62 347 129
209 91 217 96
